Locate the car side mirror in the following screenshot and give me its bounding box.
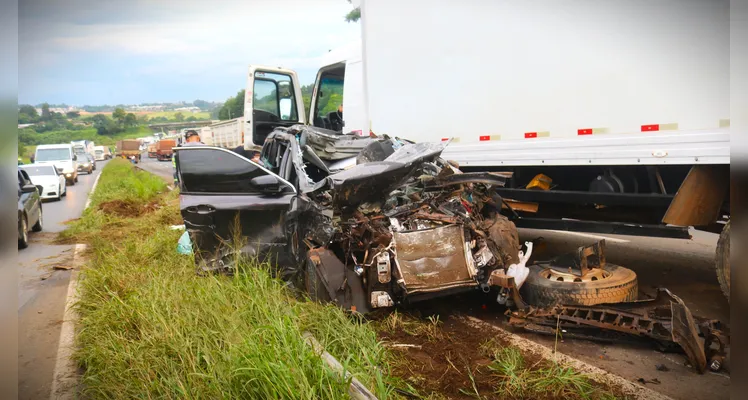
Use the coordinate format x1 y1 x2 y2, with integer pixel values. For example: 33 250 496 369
250 175 282 194
72 155 78 161
35 185 44 195
21 184 37 194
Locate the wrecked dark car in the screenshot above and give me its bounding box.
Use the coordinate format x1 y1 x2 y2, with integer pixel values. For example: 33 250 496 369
174 125 521 313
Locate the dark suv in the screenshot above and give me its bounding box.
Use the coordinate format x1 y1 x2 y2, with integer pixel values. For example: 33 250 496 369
174 126 520 313
18 168 43 249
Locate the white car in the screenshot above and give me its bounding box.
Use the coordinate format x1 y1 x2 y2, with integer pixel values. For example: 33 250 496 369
19 164 67 201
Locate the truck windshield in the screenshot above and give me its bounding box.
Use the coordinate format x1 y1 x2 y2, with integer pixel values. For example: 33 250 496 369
35 148 71 161
95 150 103 155
253 71 299 122
316 76 344 119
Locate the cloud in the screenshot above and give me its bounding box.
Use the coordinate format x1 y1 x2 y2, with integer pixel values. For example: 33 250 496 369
19 0 362 104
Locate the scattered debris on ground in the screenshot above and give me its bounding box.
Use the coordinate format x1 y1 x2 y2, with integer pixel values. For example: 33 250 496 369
98 199 160 217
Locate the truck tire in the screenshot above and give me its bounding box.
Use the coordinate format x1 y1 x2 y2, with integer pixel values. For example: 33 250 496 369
716 221 730 302
521 263 638 307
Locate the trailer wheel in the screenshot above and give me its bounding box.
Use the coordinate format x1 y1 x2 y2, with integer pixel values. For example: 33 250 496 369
715 221 730 302
521 263 638 307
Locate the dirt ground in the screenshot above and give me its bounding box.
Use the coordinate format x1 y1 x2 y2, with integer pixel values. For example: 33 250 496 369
374 312 618 400
98 199 160 217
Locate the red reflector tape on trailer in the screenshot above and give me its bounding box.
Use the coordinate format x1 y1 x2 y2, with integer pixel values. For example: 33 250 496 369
641 124 659 132
577 128 593 135
441 138 449 142
525 132 537 138
479 135 490 141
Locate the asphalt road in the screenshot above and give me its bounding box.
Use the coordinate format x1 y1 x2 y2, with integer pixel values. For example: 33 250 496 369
17 160 108 400
136 153 174 183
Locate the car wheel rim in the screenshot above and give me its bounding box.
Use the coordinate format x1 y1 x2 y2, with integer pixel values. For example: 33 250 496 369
540 267 610 283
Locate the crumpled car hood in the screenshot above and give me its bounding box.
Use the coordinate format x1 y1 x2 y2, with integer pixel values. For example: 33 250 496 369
310 142 448 207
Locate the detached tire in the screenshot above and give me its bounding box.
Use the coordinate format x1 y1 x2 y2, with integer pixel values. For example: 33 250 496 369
716 221 730 302
521 264 638 307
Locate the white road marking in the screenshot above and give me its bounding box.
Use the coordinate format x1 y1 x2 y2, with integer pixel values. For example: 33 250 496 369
546 230 630 243
82 171 102 210
49 244 85 400
51 168 101 399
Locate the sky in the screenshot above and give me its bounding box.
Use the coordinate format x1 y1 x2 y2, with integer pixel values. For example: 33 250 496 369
18 0 361 105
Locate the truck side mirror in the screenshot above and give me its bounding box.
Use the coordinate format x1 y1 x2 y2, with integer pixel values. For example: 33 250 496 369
72 154 77 161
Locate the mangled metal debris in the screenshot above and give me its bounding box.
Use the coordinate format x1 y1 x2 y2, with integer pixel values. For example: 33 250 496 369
491 240 730 374
296 133 521 312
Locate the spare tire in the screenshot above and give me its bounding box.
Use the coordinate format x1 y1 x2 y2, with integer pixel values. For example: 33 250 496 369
521 263 638 307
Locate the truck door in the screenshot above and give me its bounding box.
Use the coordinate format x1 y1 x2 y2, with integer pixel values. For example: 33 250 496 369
175 146 296 271
310 62 346 132
244 66 306 148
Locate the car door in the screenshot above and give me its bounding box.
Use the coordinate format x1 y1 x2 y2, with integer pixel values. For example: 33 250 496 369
18 170 40 226
175 146 296 270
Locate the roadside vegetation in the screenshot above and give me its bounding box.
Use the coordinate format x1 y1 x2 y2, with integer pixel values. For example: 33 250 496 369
17 102 215 161
18 127 151 162
62 159 621 399
61 159 393 399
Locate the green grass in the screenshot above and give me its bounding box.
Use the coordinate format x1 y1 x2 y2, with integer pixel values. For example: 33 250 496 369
486 347 617 400
63 159 395 399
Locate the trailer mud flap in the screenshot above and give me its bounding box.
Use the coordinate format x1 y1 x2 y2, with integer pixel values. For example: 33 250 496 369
663 164 729 227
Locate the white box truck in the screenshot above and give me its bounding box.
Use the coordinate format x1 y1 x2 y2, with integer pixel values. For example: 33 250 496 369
216 0 731 298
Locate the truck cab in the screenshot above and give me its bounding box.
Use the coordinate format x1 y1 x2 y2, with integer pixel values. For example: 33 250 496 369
240 43 365 150
241 66 307 149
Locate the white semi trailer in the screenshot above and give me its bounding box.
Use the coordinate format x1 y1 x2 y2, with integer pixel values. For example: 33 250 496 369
216 0 731 299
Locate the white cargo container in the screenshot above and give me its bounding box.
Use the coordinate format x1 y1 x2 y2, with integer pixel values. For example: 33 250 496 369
358 0 729 166
198 126 214 146
210 117 244 149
